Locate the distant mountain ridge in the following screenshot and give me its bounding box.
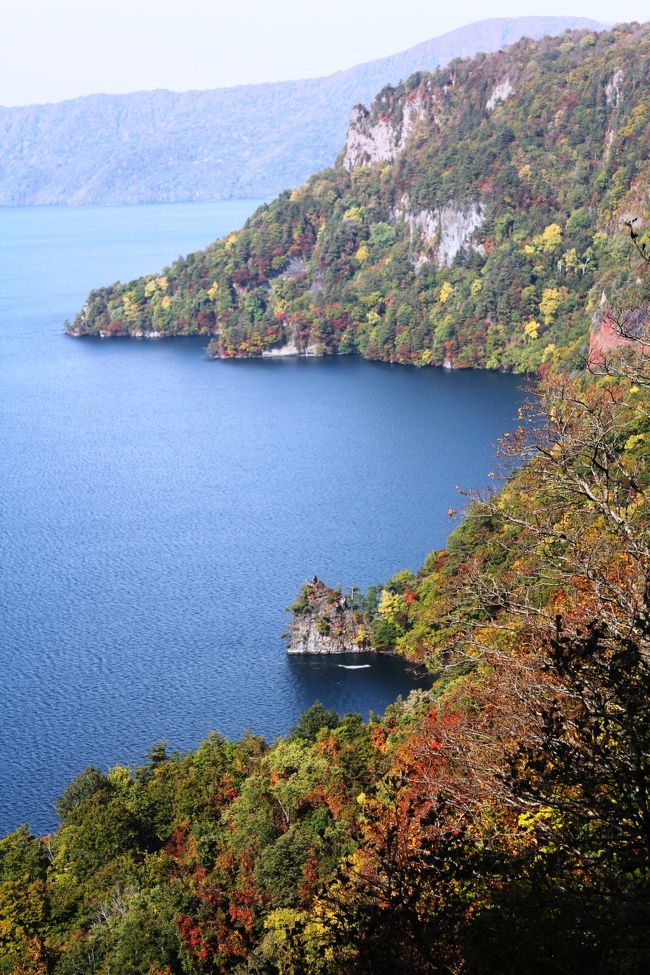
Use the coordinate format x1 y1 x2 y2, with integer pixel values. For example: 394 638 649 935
0 16 603 206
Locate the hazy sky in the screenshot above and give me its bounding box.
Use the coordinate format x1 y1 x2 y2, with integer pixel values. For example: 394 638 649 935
1 1 648 106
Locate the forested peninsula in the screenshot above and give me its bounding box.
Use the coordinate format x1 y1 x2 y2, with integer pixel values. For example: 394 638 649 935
2 22 649 975
70 24 649 375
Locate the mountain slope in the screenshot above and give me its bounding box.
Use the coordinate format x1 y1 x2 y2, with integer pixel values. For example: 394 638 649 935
70 23 650 375
0 16 603 206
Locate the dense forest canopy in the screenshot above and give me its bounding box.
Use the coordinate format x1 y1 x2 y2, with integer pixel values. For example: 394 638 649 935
70 23 650 376
2 22 650 975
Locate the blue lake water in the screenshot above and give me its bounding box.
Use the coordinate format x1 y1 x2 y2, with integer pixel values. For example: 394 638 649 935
0 201 526 835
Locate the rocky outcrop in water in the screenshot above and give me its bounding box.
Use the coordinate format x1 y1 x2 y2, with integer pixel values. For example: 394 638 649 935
286 578 370 654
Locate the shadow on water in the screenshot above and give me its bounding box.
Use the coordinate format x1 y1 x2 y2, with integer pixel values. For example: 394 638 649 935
287 652 433 722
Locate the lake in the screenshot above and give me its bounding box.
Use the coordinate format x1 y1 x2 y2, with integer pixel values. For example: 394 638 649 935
0 201 526 835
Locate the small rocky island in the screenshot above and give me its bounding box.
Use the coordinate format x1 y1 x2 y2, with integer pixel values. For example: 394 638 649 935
286 578 372 654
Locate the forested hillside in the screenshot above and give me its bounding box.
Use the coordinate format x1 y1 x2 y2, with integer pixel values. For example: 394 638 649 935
70 23 650 375
0 17 600 206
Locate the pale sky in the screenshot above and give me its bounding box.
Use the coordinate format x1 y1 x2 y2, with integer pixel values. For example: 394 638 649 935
1 0 648 106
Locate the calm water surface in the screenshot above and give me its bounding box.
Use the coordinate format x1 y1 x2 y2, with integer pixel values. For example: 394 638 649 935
0 202 526 834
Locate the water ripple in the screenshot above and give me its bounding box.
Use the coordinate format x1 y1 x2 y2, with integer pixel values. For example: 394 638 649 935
0 202 526 834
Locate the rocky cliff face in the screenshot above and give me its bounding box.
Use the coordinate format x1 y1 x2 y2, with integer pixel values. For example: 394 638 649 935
342 88 430 169
286 579 370 654
486 77 514 112
392 195 484 268
588 293 648 366
340 66 517 172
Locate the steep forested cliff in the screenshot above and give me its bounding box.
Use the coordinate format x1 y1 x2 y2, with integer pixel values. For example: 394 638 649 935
70 23 650 374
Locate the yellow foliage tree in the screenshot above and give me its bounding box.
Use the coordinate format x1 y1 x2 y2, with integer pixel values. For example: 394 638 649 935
561 248 580 274
539 287 562 324
542 343 557 363
145 276 168 299
343 206 364 223
122 291 139 321
540 223 563 252
360 292 383 309
107 764 131 791
378 589 407 624
355 244 369 264
524 319 540 340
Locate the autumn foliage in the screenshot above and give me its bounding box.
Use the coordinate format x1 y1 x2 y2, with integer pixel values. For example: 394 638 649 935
5 41 650 970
